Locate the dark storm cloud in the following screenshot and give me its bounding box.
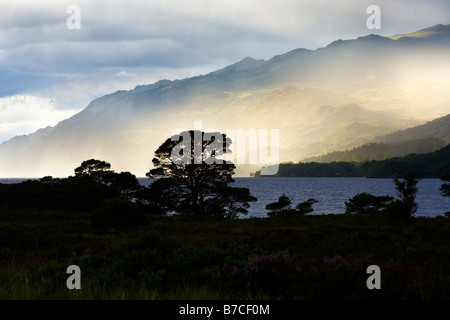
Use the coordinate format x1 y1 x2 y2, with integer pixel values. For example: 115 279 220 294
2 0 449 77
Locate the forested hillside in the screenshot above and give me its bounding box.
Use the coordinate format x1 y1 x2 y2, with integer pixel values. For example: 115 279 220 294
255 144 450 178
303 137 446 163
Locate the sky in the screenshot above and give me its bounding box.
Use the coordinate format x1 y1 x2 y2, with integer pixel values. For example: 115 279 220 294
0 0 449 143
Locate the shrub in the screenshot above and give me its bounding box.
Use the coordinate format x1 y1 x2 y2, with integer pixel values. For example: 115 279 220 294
267 195 318 216
393 173 419 217
296 198 319 215
384 173 419 229
266 194 295 216
91 198 148 230
227 251 302 298
345 193 394 214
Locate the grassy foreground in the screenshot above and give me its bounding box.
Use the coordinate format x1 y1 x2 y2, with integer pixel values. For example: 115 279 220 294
1 207 449 300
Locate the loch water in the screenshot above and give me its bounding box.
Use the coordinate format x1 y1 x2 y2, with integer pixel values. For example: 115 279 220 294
229 177 450 218
2 177 449 218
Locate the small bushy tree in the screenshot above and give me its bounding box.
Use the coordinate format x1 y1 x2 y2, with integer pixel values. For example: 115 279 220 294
266 194 294 216
109 171 141 200
204 185 257 219
384 172 419 229
296 198 319 215
394 172 419 216
345 193 394 214
74 159 112 177
266 194 318 216
74 159 141 200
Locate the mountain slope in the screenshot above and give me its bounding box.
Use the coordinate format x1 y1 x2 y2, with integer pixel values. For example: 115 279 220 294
303 137 446 163
374 114 450 144
301 112 450 163
389 24 450 41
0 24 449 178
239 87 415 160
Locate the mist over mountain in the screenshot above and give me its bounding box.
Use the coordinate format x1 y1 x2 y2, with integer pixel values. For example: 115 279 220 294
374 113 450 144
301 111 450 163
0 24 449 178
303 137 446 163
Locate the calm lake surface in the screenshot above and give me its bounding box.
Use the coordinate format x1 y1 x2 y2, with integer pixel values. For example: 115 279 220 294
2 177 449 218
230 177 450 218
142 177 449 218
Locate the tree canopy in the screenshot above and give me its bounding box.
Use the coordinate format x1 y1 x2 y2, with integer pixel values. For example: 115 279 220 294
74 159 112 176
254 144 450 178
345 193 394 215
0 159 141 213
381 173 420 230
146 130 256 217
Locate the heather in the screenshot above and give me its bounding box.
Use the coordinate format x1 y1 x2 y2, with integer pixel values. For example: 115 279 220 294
1 209 449 299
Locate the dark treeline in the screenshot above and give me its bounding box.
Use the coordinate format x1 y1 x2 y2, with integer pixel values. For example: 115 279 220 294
255 144 450 178
0 159 150 230
303 137 446 163
0 159 141 212
0 130 259 228
0 176 116 212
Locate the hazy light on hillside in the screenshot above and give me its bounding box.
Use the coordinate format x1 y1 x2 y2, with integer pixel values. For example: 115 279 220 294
0 95 79 142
